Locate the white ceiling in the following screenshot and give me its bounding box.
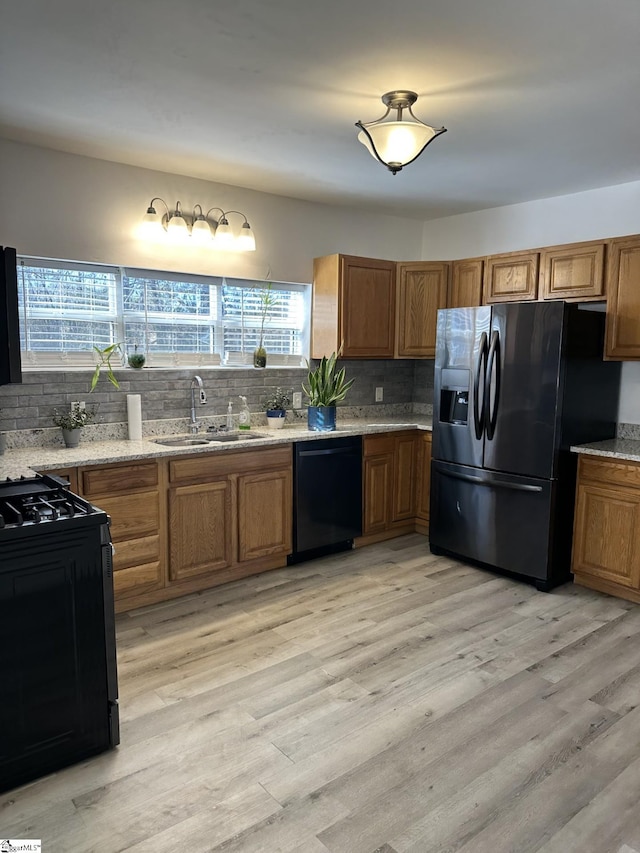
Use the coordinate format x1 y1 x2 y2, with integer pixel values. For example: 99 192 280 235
2 0 640 220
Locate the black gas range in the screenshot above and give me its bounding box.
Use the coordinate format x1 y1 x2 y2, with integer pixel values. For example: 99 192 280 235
0 472 101 531
0 472 119 793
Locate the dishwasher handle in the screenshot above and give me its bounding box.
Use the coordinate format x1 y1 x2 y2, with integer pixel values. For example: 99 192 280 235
297 446 359 458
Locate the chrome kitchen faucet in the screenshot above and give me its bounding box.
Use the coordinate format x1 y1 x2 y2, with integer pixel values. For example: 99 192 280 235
189 375 207 433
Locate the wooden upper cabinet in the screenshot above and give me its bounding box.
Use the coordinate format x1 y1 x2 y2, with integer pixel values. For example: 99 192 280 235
605 235 640 360
396 261 449 358
483 251 540 303
539 241 606 302
448 258 484 308
312 254 396 358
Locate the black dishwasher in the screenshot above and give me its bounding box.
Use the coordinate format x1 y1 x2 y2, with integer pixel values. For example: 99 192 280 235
290 435 362 563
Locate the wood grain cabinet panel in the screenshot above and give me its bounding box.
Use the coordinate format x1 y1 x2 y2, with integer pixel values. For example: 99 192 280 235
448 258 484 308
605 235 640 359
363 453 393 535
572 455 640 602
362 432 419 541
168 480 233 581
237 469 292 562
395 262 449 358
539 241 605 301
393 433 418 521
77 460 165 610
312 254 396 358
415 433 433 531
483 251 540 303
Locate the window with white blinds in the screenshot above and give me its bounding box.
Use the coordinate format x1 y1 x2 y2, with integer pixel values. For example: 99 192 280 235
17 258 310 367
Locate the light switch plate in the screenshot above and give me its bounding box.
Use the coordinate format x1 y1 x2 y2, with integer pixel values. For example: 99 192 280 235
292 391 302 409
375 387 384 402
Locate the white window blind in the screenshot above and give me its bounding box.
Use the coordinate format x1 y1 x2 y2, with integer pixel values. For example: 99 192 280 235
17 258 310 367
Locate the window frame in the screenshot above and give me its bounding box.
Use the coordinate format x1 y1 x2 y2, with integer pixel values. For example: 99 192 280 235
17 257 311 369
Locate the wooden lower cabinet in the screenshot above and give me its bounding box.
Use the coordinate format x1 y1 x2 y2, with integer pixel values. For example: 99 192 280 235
572 454 640 603
78 460 164 608
167 446 292 602
168 479 233 580
66 446 293 612
237 468 292 562
415 432 432 533
360 431 422 543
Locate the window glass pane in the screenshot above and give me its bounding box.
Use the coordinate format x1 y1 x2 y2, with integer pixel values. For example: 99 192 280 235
18 263 118 352
17 258 310 364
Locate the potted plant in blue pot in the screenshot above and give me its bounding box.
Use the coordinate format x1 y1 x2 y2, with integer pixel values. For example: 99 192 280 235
303 350 354 431
264 387 291 429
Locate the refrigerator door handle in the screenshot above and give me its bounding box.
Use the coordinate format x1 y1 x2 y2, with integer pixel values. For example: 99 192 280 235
485 329 501 440
473 331 488 439
441 468 543 492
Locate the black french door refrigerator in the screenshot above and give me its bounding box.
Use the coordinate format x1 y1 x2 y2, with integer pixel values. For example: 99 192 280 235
429 301 620 590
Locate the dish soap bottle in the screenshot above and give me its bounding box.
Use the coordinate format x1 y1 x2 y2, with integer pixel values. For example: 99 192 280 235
238 396 251 430
226 400 234 431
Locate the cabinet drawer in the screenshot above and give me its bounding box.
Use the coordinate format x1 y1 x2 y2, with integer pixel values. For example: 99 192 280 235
114 561 163 598
578 455 640 490
169 446 291 484
113 534 160 571
82 461 158 496
92 490 159 541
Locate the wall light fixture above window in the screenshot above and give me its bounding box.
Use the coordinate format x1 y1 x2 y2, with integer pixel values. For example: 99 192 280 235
355 90 446 175
139 199 256 251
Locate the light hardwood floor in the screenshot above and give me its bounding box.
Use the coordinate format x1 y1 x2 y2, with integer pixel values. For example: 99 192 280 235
3 534 640 853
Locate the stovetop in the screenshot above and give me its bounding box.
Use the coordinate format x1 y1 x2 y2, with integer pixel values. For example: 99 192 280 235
0 473 104 529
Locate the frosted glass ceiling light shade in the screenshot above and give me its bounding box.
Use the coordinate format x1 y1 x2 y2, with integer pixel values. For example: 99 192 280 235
212 216 235 249
166 203 190 243
138 205 165 241
139 199 257 250
355 90 446 175
191 215 213 244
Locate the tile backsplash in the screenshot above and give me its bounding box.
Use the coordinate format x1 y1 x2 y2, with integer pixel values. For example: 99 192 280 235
0 359 434 438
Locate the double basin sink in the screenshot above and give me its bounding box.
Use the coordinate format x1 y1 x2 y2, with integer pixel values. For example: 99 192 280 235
153 432 267 448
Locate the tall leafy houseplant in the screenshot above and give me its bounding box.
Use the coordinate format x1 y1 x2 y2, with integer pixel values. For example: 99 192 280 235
302 351 354 432
254 284 277 368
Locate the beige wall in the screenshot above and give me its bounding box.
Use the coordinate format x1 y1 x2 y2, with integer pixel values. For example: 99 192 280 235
0 138 425 284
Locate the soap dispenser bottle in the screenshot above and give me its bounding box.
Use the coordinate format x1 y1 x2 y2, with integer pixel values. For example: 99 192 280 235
238 396 251 430
226 401 234 431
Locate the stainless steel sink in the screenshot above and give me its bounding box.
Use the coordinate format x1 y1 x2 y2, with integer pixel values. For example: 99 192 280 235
153 437 210 447
206 432 266 442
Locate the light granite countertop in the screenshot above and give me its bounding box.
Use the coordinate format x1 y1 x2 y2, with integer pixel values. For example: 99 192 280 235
0 417 433 480
570 438 640 463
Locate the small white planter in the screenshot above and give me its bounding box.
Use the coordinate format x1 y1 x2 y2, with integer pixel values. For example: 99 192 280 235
266 410 286 429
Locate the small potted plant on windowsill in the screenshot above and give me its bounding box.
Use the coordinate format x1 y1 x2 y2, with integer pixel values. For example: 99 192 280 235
302 350 354 432
52 403 97 448
263 388 291 429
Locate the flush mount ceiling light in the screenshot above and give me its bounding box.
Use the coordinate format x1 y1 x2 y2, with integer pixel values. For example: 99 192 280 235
139 199 256 251
355 90 446 175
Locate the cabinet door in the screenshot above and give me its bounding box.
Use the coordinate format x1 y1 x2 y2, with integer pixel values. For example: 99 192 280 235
448 259 484 308
168 479 232 581
340 256 396 358
605 235 640 359
573 481 640 589
393 433 418 521
484 251 539 303
363 453 393 534
416 433 433 523
237 468 292 562
539 241 605 301
396 262 449 357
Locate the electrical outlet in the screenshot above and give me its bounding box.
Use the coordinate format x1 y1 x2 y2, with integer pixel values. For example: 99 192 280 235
71 401 85 411
375 387 384 402
292 391 302 409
